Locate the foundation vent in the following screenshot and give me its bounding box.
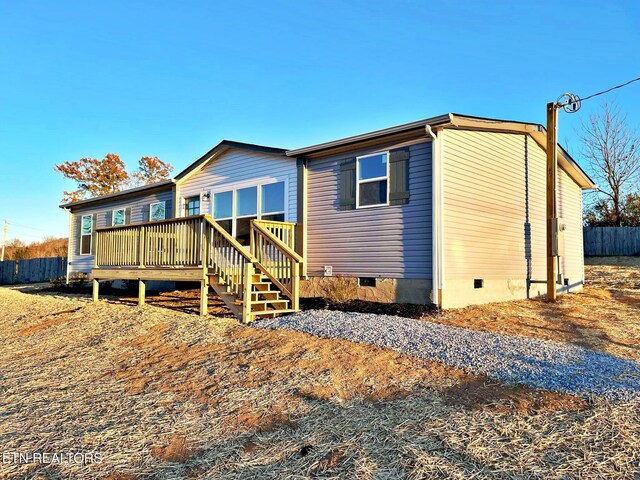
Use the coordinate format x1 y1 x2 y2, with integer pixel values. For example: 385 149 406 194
358 277 376 287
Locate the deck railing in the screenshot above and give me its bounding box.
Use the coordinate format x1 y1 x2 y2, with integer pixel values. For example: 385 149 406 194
203 216 256 301
95 216 204 268
94 215 301 316
253 220 295 250
250 220 303 309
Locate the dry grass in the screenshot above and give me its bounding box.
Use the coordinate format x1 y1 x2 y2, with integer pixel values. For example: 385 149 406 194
431 258 640 360
0 260 639 478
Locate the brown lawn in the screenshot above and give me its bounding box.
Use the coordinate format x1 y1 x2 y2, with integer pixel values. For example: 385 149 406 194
431 257 640 360
0 258 638 479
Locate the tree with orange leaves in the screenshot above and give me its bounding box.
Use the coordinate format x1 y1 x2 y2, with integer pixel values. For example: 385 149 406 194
132 156 174 186
55 154 174 203
54 153 130 203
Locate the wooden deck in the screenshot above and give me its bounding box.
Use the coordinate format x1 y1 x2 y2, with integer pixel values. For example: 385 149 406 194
91 215 303 322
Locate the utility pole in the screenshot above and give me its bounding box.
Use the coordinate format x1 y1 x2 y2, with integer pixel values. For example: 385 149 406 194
1 220 7 262
546 103 558 301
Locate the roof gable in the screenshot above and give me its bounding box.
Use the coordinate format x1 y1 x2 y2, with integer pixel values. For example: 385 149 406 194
174 140 287 183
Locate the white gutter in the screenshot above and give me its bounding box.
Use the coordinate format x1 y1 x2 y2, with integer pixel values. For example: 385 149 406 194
425 125 443 306
64 207 72 284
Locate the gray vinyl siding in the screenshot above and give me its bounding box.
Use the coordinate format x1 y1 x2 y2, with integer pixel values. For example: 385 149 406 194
68 188 174 274
307 140 433 278
178 148 297 222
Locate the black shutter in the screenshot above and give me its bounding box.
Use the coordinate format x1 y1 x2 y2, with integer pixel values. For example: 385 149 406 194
125 207 132 225
339 158 356 211
389 147 410 205
106 211 113 227
142 204 150 222
90 213 98 255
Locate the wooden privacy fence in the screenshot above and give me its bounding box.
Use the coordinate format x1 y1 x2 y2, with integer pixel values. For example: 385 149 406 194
0 256 67 285
583 227 640 256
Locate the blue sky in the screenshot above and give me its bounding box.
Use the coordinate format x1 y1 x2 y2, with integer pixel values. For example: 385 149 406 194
1 0 639 241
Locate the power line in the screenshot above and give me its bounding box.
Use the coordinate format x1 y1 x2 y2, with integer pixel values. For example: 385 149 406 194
558 75 640 112
6 221 58 234
580 76 640 103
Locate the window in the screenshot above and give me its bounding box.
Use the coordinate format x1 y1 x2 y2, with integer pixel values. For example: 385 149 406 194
356 152 388 208
112 208 125 226
211 180 287 243
80 214 92 255
261 181 285 221
213 191 233 234
236 186 257 245
184 196 200 216
150 201 166 221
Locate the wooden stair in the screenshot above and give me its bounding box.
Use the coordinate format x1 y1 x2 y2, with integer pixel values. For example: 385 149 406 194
208 268 297 322
92 215 302 322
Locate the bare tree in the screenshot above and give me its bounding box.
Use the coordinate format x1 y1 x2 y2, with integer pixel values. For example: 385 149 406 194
580 102 640 226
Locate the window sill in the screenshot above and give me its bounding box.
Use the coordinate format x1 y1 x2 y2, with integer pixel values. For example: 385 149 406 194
355 202 390 210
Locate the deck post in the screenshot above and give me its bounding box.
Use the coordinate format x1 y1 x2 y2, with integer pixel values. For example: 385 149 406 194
242 262 253 323
138 279 146 306
92 278 99 302
200 277 209 316
292 262 300 310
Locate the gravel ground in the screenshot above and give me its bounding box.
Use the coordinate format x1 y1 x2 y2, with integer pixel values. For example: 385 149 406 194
256 310 640 403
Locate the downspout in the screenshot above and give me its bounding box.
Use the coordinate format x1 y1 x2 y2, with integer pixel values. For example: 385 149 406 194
425 125 443 307
64 207 72 284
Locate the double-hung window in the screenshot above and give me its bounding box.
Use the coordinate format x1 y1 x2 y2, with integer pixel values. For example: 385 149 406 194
235 186 258 245
261 181 285 221
112 208 125 226
184 196 200 216
80 214 92 255
150 201 166 221
211 180 286 245
356 152 389 208
213 191 233 235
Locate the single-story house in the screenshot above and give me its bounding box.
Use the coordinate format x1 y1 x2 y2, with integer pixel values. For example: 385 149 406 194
60 113 595 320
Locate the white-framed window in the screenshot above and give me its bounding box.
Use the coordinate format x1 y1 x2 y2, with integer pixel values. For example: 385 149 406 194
150 201 166 221
261 181 286 221
80 214 92 255
356 152 389 208
213 190 233 235
235 186 258 246
211 180 286 245
112 208 126 226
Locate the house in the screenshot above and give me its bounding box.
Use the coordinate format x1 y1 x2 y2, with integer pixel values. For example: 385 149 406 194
60 113 595 320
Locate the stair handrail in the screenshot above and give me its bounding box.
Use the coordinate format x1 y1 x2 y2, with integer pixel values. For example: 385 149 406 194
202 215 257 262
250 220 303 310
251 221 304 263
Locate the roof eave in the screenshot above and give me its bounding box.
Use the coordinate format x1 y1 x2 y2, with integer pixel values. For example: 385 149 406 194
285 114 451 157
447 114 596 190
58 179 175 210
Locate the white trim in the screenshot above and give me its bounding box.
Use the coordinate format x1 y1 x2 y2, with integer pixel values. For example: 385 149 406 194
79 214 92 256
426 125 440 306
112 208 126 226
150 201 166 221
356 151 390 209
